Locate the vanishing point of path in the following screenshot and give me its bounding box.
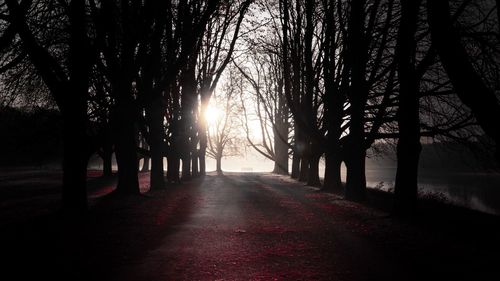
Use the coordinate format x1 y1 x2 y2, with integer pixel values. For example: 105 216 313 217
2 172 499 280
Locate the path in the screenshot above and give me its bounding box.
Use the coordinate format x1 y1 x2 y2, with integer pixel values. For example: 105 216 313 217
109 173 396 280
1 172 498 280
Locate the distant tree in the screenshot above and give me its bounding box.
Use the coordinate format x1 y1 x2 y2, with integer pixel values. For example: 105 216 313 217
93 0 221 189
235 50 290 176
206 70 243 175
197 0 253 176
278 0 330 186
87 70 114 177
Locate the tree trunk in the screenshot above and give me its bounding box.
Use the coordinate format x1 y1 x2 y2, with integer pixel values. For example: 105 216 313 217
61 0 90 215
178 118 191 180
167 153 180 183
300 0 315 184
322 0 343 193
178 118 191 181
273 56 290 176
191 149 200 177
216 156 222 175
141 156 150 171
323 151 342 192
344 0 367 202
198 101 209 176
199 146 207 176
345 104 367 200
345 143 367 201
148 99 165 190
190 111 199 177
291 149 300 179
307 153 321 187
112 99 140 195
395 142 421 214
297 127 309 182
394 0 422 215
61 109 88 216
273 160 288 175
291 125 301 178
299 154 309 182
102 144 113 177
181 156 191 180
273 123 289 175
191 105 199 178
179 55 198 180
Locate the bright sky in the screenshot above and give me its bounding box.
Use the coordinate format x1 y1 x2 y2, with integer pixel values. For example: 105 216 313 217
204 104 221 128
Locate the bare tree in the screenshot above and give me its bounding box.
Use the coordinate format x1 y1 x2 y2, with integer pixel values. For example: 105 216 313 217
428 0 500 162
235 49 290 175
197 0 253 176
394 0 423 215
206 70 242 175
6 0 92 215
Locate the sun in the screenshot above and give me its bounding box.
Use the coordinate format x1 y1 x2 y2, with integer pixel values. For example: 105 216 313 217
204 105 221 127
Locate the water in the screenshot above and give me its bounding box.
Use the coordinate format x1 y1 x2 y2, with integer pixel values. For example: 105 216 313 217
363 166 500 215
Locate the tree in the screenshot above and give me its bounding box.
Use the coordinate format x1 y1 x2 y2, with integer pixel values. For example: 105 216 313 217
235 50 290 175
428 0 500 162
93 0 221 189
322 0 345 192
6 0 92 215
343 0 369 201
206 70 242 175
394 0 423 215
278 0 329 186
197 0 253 176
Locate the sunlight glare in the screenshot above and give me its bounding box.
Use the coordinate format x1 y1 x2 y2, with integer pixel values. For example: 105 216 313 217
205 105 221 127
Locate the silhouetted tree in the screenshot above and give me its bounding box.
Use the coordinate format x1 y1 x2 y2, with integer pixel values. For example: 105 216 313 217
321 0 345 192
343 0 369 201
6 0 93 215
235 50 290 175
197 0 253 176
394 0 422 215
428 0 500 162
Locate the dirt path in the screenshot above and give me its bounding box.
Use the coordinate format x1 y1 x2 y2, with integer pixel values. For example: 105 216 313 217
2 172 499 280
107 173 395 280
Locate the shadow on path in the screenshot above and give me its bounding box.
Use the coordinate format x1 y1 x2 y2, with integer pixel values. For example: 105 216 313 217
1 172 499 280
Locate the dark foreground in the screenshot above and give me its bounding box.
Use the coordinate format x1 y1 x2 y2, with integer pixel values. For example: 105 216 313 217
1 171 499 280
